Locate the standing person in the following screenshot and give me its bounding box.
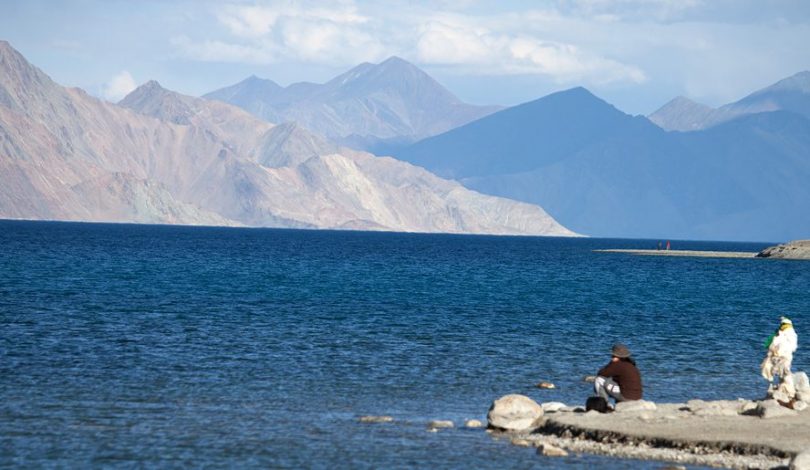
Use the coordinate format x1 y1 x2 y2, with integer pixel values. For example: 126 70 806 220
594 343 643 404
761 316 798 387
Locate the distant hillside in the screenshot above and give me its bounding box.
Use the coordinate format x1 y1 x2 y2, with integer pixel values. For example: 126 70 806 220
204 57 501 151
649 71 810 131
394 86 810 241
0 41 575 236
648 96 717 132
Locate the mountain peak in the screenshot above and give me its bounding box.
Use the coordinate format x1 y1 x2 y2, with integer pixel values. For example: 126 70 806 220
142 79 163 89
378 55 416 69
0 40 14 54
205 56 499 145
118 80 200 125
0 40 61 113
240 74 280 88
648 95 715 131
120 80 169 105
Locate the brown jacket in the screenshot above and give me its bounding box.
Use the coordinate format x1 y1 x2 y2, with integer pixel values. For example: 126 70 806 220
598 360 643 400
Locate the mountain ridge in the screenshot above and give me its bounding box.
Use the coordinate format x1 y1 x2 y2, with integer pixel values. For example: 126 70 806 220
394 80 810 241
0 41 575 236
203 56 502 151
649 70 810 131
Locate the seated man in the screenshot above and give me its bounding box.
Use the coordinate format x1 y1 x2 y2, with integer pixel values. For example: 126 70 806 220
594 343 643 404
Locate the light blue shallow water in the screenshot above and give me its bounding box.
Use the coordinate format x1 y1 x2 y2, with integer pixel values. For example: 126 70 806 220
1 220 807 468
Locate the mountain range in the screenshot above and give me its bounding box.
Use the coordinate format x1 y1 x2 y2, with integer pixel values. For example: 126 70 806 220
3 36 807 242
393 80 810 242
649 71 810 131
204 57 501 152
0 41 575 236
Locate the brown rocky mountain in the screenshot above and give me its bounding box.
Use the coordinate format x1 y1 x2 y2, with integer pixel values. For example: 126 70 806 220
0 41 575 236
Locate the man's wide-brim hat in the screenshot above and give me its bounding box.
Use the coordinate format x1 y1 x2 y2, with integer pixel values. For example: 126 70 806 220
611 343 631 358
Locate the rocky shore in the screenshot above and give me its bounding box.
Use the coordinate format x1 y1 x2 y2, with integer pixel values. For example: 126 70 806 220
485 375 810 469
595 239 810 261
757 240 810 260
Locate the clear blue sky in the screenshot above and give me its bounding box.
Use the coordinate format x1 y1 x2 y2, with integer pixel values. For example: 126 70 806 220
2 0 809 114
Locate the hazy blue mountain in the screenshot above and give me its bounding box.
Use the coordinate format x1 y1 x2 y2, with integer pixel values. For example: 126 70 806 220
204 57 501 151
396 87 654 179
394 87 810 242
649 71 810 131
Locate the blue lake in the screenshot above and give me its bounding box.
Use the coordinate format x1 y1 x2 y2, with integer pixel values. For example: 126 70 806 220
1 220 807 468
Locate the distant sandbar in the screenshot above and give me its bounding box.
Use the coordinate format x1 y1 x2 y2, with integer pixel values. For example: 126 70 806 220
594 249 757 259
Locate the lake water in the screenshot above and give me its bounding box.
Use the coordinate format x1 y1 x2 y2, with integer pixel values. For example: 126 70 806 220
1 220 807 468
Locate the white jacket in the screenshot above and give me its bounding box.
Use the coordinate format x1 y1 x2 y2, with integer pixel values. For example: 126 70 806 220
770 327 798 357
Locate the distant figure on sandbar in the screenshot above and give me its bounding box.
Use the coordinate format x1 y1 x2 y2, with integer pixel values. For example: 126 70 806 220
761 316 798 398
593 343 643 407
657 241 662 251
666 240 671 250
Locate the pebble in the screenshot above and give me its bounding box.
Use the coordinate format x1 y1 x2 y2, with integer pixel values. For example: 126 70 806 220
510 438 532 447
537 443 569 457
536 382 556 389
428 420 454 429
358 415 393 423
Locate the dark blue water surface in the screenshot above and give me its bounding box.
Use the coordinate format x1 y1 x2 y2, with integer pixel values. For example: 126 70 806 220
1 220 807 468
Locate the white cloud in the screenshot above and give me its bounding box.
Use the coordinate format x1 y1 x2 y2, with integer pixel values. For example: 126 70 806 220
174 1 383 65
171 2 645 85
414 18 646 84
102 70 137 102
554 0 704 22
171 36 277 64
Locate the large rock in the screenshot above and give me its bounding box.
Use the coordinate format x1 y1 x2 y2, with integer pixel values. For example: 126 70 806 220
615 400 657 413
794 372 810 393
757 240 810 260
791 449 810 470
755 399 798 418
487 394 544 431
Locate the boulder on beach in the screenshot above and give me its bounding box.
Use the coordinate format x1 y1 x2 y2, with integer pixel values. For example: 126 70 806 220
755 399 798 418
537 443 568 457
487 394 544 431
794 372 810 394
465 419 484 428
791 449 810 470
615 400 657 413
756 240 810 260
